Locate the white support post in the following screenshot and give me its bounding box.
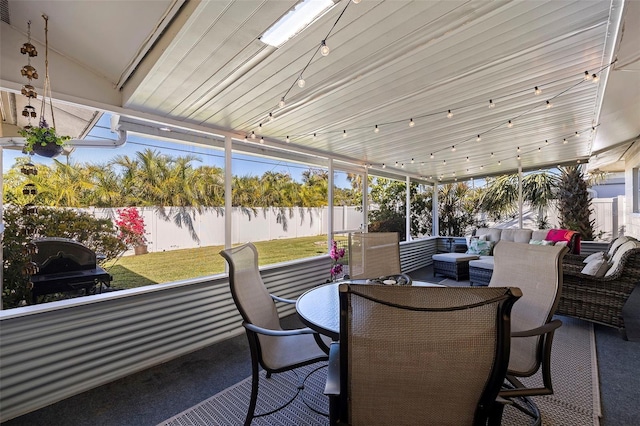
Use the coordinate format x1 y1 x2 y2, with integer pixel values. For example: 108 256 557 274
224 135 232 253
363 168 369 231
406 175 411 241
328 159 334 251
518 165 523 229
432 182 439 236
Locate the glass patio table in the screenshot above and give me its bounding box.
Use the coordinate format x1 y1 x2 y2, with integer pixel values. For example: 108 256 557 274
296 280 442 340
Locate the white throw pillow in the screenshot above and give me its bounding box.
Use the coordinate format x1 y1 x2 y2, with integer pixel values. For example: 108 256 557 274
581 259 609 277
555 241 568 248
582 251 605 264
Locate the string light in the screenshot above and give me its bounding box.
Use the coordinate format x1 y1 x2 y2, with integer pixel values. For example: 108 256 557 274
244 135 248 142
279 97 285 108
286 136 290 143
313 132 317 139
592 74 600 83
546 100 553 109
297 78 306 88
343 130 347 138
443 160 446 165
466 156 469 162
447 109 453 118
382 163 386 168
545 139 549 145
411 158 415 163
490 152 494 157
409 118 415 127
476 135 481 142
451 145 456 152
352 0 361 3
498 160 502 165
489 99 495 108
268 112 274 121
534 86 542 95
320 40 330 56
395 161 399 167
430 153 434 159
563 138 568 144
584 71 592 81
374 125 379 133
517 147 520 152
575 131 580 137
251 131 256 139
517 154 521 160
260 137 264 144
507 120 513 128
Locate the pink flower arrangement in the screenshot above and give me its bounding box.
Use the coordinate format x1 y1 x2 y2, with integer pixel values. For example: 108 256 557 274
330 240 346 281
115 207 147 248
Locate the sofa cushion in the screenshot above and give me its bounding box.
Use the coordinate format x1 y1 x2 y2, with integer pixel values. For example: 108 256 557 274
500 229 533 243
466 239 494 256
469 258 494 270
529 239 554 246
581 258 610 277
475 228 502 242
532 229 550 241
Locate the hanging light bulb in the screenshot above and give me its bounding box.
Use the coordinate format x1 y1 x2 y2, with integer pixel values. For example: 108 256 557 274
563 138 568 144
244 135 248 142
443 159 446 165
451 145 456 152
297 77 306 88
517 154 521 160
430 153 434 159
575 131 580 137
489 99 495 108
313 132 317 139
421 162 425 166
352 0 361 3
268 112 274 122
260 137 264 144
584 71 592 81
382 163 386 168
395 161 399 167
374 125 379 133
447 109 453 118
546 100 553 109
279 97 285 108
342 130 347 138
498 160 502 165
538 147 541 152
517 146 521 152
534 86 542 95
545 139 549 145
466 156 469 162
409 118 415 127
476 135 481 142
411 158 415 163
507 120 513 128
490 152 494 157
480 165 484 170
401 163 405 168
592 74 600 83
251 131 256 139
286 136 290 143
320 40 330 56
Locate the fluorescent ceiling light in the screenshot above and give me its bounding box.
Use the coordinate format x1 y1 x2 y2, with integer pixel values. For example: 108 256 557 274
261 0 335 48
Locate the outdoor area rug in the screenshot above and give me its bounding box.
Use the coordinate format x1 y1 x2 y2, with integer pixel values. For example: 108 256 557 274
159 316 600 426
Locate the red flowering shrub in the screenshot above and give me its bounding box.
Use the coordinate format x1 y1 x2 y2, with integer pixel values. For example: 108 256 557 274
116 207 147 248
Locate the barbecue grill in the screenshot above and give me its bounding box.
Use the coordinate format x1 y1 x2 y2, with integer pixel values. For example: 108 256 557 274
30 237 112 304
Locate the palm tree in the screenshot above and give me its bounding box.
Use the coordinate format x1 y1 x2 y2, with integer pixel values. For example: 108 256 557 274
557 165 595 240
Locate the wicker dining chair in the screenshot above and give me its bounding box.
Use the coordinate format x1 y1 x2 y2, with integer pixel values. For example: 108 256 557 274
220 243 329 426
488 240 568 425
325 284 521 425
348 232 411 283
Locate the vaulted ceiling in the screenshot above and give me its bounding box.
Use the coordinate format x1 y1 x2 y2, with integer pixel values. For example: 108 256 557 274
1 0 639 182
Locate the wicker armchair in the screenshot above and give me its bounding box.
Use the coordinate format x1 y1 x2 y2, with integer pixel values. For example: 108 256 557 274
557 237 640 336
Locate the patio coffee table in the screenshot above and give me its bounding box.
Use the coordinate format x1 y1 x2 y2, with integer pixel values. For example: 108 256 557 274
432 253 479 281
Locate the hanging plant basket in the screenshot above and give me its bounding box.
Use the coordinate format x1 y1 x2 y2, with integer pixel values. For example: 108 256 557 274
19 121 69 158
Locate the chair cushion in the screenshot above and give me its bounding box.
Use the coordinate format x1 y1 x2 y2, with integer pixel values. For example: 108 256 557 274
607 236 630 257
605 240 640 277
581 258 610 277
582 251 605 263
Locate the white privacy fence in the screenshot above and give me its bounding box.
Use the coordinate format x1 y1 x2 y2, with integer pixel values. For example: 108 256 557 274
87 197 623 255
90 206 363 254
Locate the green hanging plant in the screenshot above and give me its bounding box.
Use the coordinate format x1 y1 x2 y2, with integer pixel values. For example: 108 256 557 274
19 119 70 156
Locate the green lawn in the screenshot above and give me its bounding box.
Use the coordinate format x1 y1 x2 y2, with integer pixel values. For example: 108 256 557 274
104 235 345 289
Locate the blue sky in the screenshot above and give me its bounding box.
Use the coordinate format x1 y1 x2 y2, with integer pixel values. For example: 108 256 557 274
3 114 353 188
